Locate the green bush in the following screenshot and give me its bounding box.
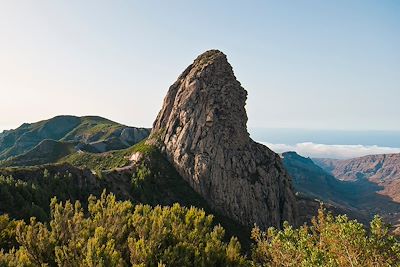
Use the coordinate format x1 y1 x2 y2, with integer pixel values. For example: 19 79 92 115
0 192 247 267
0 215 17 251
1 198 400 266
0 170 94 221
251 206 400 266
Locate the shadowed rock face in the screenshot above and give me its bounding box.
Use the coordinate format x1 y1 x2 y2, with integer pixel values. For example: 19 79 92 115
151 50 297 228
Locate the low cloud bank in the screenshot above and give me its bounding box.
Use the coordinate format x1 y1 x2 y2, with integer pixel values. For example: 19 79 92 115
261 142 400 159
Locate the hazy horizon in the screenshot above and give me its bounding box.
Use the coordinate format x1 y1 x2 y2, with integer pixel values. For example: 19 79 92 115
2 116 400 159
255 128 400 158
1 1 399 134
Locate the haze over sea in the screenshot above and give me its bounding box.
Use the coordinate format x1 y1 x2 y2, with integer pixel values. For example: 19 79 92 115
2 123 400 160
250 128 400 159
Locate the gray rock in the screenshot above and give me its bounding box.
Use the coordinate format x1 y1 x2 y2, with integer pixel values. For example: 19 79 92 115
120 127 150 145
151 50 297 229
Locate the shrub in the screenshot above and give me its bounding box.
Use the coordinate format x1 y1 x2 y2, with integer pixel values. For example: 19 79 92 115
251 206 400 267
0 192 247 267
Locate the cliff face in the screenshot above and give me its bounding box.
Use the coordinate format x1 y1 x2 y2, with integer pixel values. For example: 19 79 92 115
151 50 297 228
315 153 400 203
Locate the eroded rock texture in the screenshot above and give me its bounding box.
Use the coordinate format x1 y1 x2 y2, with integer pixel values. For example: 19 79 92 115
151 50 297 228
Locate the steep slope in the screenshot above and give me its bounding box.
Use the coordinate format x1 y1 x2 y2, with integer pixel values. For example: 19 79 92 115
291 153 400 231
0 115 150 163
1 139 78 167
314 154 400 202
281 152 371 223
150 50 297 229
0 116 80 159
282 151 349 201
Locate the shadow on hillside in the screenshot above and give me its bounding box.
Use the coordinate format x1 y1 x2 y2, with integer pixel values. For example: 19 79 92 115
344 178 400 227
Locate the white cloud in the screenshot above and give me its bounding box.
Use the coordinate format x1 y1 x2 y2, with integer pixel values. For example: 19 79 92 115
261 142 400 159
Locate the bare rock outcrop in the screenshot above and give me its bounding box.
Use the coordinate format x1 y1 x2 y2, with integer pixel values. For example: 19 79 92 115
151 50 297 228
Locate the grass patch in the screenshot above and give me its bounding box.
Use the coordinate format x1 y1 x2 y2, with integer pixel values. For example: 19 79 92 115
59 140 156 172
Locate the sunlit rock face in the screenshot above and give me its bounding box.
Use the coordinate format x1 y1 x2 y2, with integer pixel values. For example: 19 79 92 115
151 50 297 228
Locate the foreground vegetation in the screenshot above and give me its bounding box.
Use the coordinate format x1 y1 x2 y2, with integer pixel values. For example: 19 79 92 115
252 207 400 266
0 192 246 267
0 141 210 221
0 192 399 267
0 167 100 221
1 142 399 266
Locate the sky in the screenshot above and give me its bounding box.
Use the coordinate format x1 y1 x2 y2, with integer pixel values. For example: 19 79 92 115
1 1 399 158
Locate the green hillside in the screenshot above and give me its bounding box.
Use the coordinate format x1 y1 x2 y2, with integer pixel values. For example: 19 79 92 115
0 140 77 167
0 115 150 165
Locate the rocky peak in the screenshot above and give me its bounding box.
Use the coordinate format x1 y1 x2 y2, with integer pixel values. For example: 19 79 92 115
151 50 297 228
153 50 248 145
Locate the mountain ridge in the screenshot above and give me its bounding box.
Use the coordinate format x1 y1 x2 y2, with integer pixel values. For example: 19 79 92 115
0 115 150 165
284 152 400 232
314 153 400 203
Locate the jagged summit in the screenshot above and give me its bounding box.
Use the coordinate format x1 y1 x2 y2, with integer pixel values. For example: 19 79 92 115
192 49 227 65
151 50 297 228
185 50 238 80
153 49 249 146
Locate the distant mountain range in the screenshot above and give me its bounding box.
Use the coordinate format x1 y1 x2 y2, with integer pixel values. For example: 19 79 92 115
282 152 400 233
315 154 400 205
0 115 150 166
